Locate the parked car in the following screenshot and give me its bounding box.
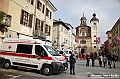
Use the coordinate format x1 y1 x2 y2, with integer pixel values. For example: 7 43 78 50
56 49 71 62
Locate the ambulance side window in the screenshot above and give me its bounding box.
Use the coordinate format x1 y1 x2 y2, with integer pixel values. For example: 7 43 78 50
16 44 33 54
60 51 64 54
35 45 47 56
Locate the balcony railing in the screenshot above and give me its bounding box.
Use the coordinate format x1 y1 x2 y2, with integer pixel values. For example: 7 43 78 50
34 30 49 38
34 30 42 37
0 11 11 27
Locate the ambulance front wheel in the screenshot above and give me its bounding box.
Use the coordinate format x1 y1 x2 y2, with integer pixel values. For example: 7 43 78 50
42 65 52 76
3 60 11 69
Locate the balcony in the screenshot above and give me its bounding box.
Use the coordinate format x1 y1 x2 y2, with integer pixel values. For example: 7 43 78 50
34 30 42 37
0 11 11 27
34 30 49 38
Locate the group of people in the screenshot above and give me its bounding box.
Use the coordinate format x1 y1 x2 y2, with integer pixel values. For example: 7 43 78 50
68 52 119 75
85 52 119 69
86 52 97 67
98 53 119 69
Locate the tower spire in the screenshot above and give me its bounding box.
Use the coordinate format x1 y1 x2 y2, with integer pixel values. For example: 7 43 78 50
80 13 87 25
83 12 84 17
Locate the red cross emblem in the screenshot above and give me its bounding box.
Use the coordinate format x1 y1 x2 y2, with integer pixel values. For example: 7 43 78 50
8 45 11 49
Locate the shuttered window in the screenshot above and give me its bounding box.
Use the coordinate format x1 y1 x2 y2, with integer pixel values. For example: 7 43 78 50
46 8 52 19
46 8 49 17
35 18 41 30
20 9 33 28
45 24 51 36
41 21 43 32
37 1 42 11
28 14 33 28
42 4 45 14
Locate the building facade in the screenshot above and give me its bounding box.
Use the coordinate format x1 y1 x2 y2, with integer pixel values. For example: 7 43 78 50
110 18 120 59
72 33 77 51
0 0 56 46
52 19 71 50
65 23 74 49
75 13 99 55
105 31 112 55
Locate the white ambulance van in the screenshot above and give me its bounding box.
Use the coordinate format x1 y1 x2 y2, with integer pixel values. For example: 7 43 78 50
0 38 68 76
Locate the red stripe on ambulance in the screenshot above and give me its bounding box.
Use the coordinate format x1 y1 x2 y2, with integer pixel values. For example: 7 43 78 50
0 52 53 60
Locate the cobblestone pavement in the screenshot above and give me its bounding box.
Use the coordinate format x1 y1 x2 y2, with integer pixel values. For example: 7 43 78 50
0 59 120 79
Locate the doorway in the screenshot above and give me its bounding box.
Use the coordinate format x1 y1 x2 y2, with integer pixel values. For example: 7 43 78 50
81 49 85 54
81 49 85 58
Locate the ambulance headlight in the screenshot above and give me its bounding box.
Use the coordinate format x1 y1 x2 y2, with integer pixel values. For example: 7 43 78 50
53 57 59 61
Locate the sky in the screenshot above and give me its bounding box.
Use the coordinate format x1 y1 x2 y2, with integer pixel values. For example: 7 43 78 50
50 0 120 44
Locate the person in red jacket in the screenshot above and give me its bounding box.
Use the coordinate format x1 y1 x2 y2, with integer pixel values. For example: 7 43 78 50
79 53 82 60
84 53 86 60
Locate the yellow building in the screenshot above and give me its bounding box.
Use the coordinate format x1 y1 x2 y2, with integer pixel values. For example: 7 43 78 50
52 19 70 49
72 33 77 51
76 13 99 55
0 0 56 46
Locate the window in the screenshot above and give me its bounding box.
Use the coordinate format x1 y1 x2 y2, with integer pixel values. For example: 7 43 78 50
45 24 51 35
26 0 33 5
16 44 33 54
37 1 42 11
64 38 66 43
60 51 64 54
35 18 43 32
82 32 85 36
35 45 47 56
35 18 41 30
46 8 49 17
46 8 52 19
61 27 63 32
20 9 33 28
80 40 86 44
94 46 96 48
94 40 96 42
52 36 55 41
116 28 118 34
41 21 44 32
44 45 58 56
42 4 45 14
93 23 96 25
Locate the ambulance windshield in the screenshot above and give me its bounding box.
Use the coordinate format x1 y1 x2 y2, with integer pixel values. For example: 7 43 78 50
44 45 60 56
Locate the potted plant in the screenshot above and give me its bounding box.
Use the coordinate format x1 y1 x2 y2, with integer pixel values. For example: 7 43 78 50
0 11 4 22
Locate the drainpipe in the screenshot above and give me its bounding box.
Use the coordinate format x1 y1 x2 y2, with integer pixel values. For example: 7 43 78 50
33 0 37 38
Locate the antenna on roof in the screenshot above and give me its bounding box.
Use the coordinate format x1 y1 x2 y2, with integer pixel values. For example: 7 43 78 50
94 9 95 13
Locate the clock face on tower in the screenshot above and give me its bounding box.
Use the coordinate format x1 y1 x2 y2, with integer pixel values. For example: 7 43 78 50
93 26 96 30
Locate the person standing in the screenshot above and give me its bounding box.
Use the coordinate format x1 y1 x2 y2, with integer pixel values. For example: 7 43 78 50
112 53 118 69
79 53 82 60
86 53 90 66
90 52 95 67
69 52 77 75
108 54 113 68
103 54 107 68
98 54 103 67
84 53 86 60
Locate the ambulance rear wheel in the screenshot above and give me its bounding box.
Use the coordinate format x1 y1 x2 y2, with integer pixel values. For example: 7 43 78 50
42 65 52 76
3 60 11 69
